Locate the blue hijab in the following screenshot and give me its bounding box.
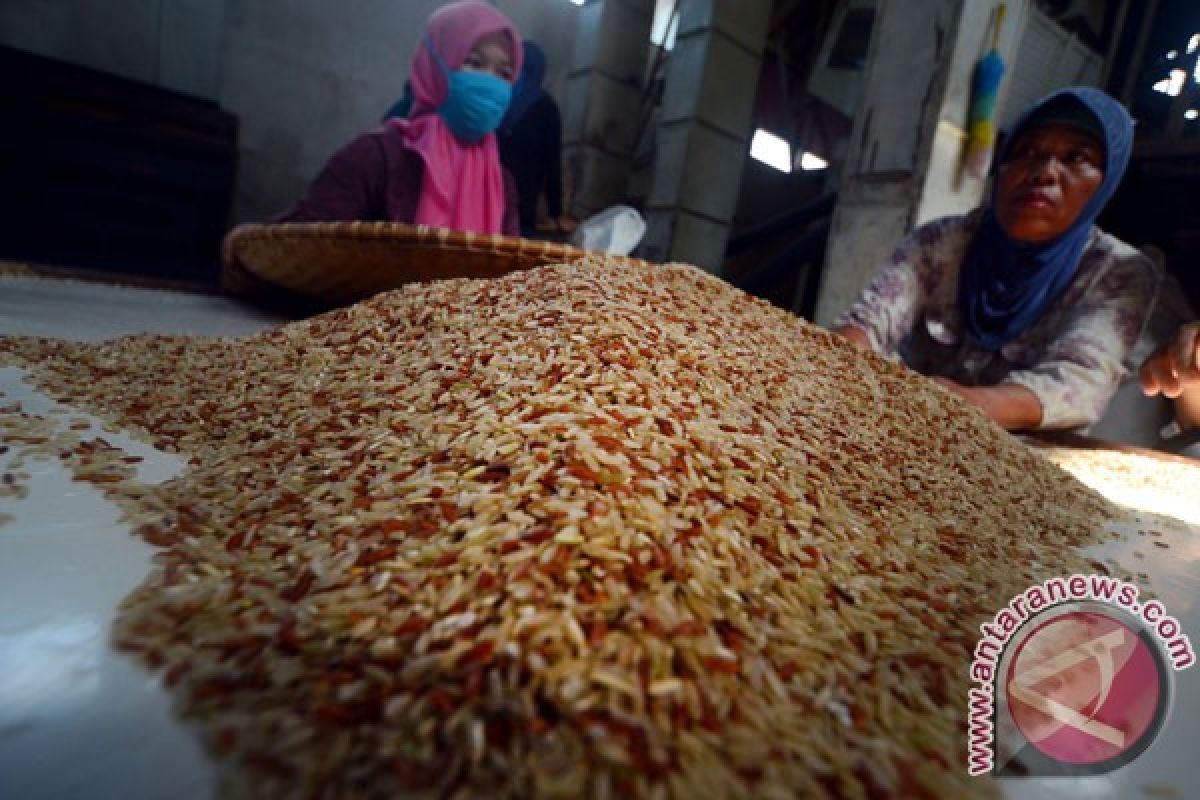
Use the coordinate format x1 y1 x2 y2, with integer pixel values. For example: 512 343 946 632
958 87 1134 351
502 40 546 130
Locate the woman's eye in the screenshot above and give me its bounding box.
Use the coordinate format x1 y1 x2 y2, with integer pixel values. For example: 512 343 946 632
1068 150 1098 166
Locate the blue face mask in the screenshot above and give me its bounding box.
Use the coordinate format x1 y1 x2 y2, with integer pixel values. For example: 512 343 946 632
424 35 512 142
442 70 511 141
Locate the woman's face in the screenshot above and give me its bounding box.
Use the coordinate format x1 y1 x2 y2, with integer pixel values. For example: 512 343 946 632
461 33 514 82
994 123 1105 244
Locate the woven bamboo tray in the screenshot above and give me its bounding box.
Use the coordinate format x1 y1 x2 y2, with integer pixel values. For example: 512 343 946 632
225 222 648 304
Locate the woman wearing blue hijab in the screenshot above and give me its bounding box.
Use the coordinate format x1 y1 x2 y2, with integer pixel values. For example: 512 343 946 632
834 87 1159 431
497 40 574 237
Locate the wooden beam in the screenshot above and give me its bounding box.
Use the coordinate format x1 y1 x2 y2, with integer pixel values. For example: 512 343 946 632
1120 0 1160 105
1099 0 1132 88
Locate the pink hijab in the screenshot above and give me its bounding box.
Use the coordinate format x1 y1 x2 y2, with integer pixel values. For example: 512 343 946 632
389 2 523 235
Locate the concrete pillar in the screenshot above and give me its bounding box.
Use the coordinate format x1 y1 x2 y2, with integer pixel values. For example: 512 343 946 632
561 0 656 219
639 0 771 271
813 0 1030 326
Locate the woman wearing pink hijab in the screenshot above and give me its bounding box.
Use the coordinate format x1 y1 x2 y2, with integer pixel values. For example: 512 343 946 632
274 1 523 235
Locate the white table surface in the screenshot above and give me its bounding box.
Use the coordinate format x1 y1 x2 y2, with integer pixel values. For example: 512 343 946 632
1 277 281 800
0 275 1196 799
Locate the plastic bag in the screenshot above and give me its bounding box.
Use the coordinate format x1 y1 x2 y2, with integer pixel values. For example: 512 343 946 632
570 205 646 256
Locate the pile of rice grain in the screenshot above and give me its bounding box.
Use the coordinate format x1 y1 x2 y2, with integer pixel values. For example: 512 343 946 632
0 260 1117 799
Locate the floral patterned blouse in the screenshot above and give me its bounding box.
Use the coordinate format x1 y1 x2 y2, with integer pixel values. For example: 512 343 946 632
834 210 1160 429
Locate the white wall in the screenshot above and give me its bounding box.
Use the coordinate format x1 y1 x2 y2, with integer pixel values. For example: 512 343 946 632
1 0 161 87
218 0 442 223
0 0 224 99
0 0 580 225
914 0 1031 226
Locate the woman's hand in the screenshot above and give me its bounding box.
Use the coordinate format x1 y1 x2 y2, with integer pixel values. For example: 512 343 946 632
1141 323 1200 430
1140 323 1200 399
931 377 1044 431
833 325 872 350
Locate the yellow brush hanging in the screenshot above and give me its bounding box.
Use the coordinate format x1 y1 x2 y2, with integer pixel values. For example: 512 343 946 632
965 3 1008 178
